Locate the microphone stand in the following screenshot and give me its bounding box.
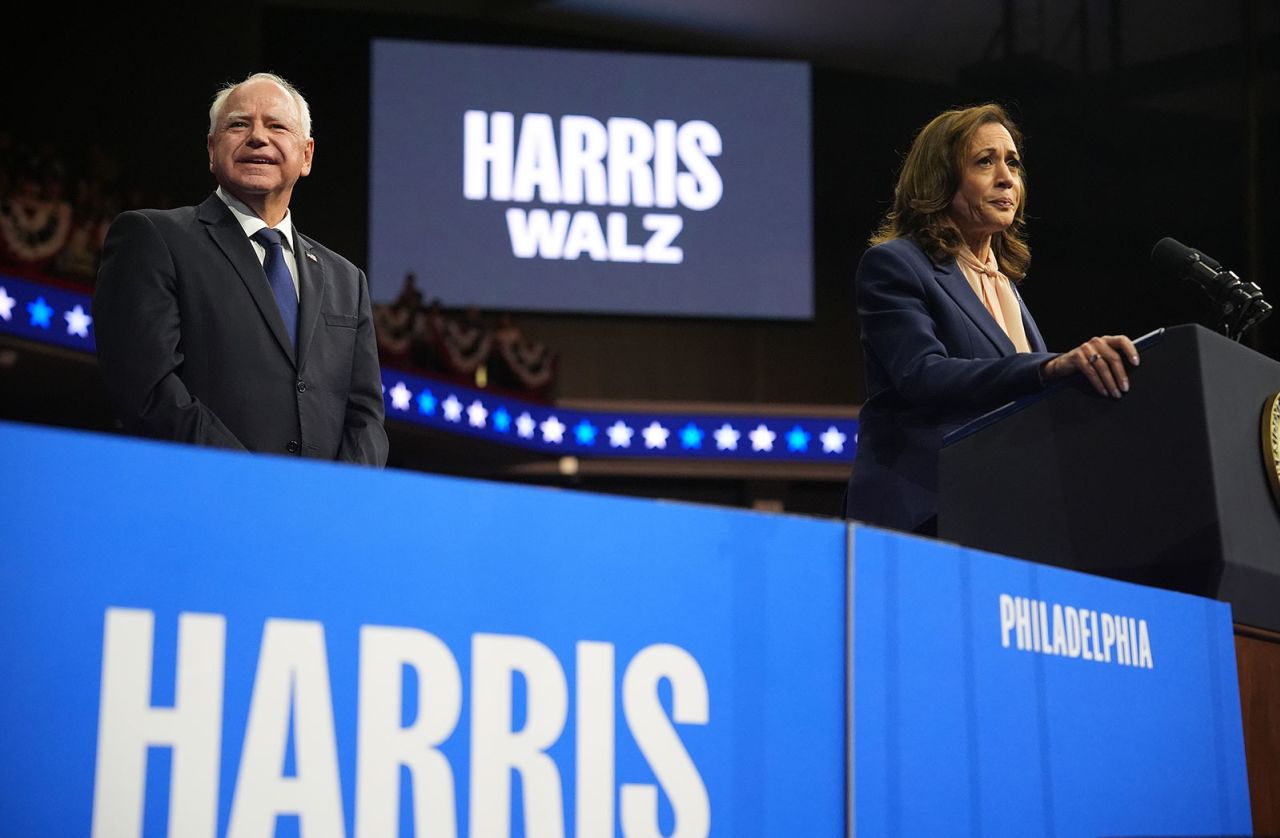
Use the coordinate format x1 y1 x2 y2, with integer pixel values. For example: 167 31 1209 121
1200 267 1272 342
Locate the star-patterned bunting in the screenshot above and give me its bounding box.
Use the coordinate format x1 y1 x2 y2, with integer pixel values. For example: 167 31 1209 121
515 413 536 439
606 421 634 448
679 423 704 449
820 426 847 454
641 421 669 450
714 423 740 451
3 274 864 465
540 416 566 444
574 420 598 445
748 424 776 452
388 382 412 411
28 297 53 328
786 426 810 452
64 304 93 338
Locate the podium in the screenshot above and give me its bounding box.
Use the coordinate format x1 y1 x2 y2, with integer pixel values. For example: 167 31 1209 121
939 323 1280 633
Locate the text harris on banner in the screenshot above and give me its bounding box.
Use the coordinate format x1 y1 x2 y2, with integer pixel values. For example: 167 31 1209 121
90 608 711 838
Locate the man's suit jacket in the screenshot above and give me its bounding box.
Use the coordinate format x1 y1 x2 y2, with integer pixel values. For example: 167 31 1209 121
845 236 1054 532
94 193 388 465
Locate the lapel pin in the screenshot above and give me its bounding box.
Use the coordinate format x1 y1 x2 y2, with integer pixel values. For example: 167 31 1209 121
306 251 318 263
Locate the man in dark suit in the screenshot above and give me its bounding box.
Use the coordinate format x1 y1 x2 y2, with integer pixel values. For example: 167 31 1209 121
94 72 387 466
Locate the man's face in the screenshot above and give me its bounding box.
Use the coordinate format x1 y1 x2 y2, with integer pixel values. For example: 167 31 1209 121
207 79 314 210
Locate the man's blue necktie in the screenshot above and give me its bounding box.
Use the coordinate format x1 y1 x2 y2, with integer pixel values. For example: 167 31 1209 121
252 227 298 349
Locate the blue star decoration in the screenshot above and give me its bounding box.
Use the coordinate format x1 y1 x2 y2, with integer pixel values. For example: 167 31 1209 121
492 407 512 433
574 420 598 446
27 297 53 329
786 425 811 452
679 423 705 449
417 390 437 415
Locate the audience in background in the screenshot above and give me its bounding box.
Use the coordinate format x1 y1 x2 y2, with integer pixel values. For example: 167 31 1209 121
0 136 167 284
374 273 558 397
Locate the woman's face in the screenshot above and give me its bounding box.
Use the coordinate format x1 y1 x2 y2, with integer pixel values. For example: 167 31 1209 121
948 122 1022 246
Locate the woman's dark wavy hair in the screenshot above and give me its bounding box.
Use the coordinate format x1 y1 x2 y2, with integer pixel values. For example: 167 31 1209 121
870 103 1030 281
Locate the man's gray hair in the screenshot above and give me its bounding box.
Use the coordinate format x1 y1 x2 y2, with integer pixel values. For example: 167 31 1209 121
208 72 312 139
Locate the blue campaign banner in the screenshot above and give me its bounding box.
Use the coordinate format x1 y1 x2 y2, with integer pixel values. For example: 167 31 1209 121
850 526 1252 838
0 421 846 837
0 420 1252 838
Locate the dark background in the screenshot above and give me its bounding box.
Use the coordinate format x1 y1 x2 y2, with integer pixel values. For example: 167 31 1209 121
4 1 1277 506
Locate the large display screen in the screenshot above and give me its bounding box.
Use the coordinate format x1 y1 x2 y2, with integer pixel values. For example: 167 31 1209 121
369 39 812 319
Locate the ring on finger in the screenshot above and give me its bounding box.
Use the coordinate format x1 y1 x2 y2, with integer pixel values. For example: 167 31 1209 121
1088 353 1101 363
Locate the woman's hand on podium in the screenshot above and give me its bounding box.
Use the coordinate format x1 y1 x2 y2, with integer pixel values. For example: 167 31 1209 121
1042 335 1140 399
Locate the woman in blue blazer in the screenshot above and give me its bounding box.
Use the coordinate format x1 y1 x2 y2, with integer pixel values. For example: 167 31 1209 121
845 104 1139 535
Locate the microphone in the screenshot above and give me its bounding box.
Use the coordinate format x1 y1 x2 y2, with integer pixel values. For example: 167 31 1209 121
1151 237 1222 285
1150 237 1271 341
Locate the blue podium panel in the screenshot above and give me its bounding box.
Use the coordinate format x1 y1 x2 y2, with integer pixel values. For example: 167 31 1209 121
0 421 846 838
850 525 1252 838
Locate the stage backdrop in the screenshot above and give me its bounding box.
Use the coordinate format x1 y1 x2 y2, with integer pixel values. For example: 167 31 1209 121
368 39 812 319
0 420 1251 837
